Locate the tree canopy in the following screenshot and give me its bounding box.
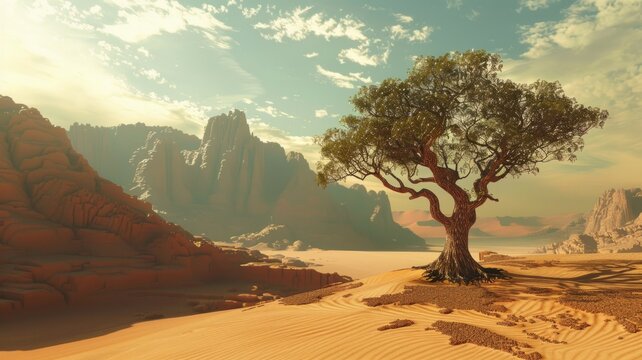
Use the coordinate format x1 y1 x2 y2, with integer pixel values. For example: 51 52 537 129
316 50 608 227
316 50 609 283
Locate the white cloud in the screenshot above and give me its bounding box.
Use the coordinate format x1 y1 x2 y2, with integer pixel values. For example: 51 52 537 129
467 9 480 20
202 3 228 14
304 52 319 58
518 0 554 12
519 0 640 59
88 5 103 16
137 46 150 57
349 72 373 84
0 0 260 136
315 109 328 118
247 118 320 167
446 0 463 10
240 4 262 18
338 43 390 67
316 65 372 89
254 6 367 42
389 25 432 42
30 0 97 31
256 105 294 118
102 0 232 49
501 0 642 210
394 13 413 23
139 68 167 84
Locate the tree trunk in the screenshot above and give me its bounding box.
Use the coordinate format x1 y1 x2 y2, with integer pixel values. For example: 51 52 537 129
420 210 507 284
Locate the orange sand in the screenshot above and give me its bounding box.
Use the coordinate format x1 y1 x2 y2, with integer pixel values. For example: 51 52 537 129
1 253 640 360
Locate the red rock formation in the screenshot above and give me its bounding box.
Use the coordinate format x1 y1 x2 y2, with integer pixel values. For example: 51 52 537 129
0 96 349 316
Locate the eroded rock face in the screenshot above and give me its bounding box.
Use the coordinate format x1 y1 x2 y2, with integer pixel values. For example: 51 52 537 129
231 224 295 250
540 234 598 254
584 188 642 234
72 110 423 250
68 123 200 189
538 188 642 254
0 96 349 316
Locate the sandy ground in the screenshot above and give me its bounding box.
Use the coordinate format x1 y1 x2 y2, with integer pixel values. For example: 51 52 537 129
1 253 640 360
261 247 531 279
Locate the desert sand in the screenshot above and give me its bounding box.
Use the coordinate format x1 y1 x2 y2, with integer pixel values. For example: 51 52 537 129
2 253 640 360
261 245 531 279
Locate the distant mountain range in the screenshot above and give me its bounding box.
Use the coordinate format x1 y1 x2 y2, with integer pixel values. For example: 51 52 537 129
393 210 586 241
68 110 423 251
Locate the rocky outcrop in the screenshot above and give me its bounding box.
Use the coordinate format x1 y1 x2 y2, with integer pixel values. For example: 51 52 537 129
584 188 642 234
539 234 598 254
68 123 199 189
71 110 423 250
231 224 297 250
0 96 349 317
537 188 642 254
478 251 514 262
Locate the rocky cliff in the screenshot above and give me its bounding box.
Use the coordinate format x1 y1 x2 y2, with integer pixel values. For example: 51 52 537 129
67 123 200 189
538 188 642 254
70 110 423 250
0 96 348 316
584 188 642 234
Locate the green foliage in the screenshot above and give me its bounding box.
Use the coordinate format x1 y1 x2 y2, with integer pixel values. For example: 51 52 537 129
316 50 608 214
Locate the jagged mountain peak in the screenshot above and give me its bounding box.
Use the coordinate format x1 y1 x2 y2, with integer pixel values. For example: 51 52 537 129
202 109 251 147
68 108 424 250
584 187 642 235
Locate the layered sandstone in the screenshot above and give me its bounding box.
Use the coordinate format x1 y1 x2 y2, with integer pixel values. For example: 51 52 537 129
0 96 348 316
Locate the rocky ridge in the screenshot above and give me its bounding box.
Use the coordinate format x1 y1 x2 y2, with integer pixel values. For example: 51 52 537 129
67 123 200 189
0 96 348 316
584 188 642 234
70 110 423 250
538 188 642 254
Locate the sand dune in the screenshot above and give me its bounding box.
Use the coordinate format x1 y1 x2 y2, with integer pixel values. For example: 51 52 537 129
2 253 640 360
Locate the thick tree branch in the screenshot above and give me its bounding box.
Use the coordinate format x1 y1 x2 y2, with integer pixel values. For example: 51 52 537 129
372 171 450 225
421 142 471 206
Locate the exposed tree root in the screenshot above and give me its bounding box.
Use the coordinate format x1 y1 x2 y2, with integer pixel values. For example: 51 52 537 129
413 260 510 285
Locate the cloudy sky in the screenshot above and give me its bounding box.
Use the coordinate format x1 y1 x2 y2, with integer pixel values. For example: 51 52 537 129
1 0 640 217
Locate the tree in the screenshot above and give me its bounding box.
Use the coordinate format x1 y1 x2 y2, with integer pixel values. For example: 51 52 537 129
315 50 608 284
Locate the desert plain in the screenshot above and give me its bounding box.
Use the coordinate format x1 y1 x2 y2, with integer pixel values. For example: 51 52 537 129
2 251 640 360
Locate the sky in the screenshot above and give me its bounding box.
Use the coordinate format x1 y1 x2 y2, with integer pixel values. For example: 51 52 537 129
1 0 640 217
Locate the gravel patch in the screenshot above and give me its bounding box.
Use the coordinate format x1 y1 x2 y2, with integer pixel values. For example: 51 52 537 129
363 285 511 315
559 289 641 333
556 313 590 330
432 321 542 360
377 319 415 331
